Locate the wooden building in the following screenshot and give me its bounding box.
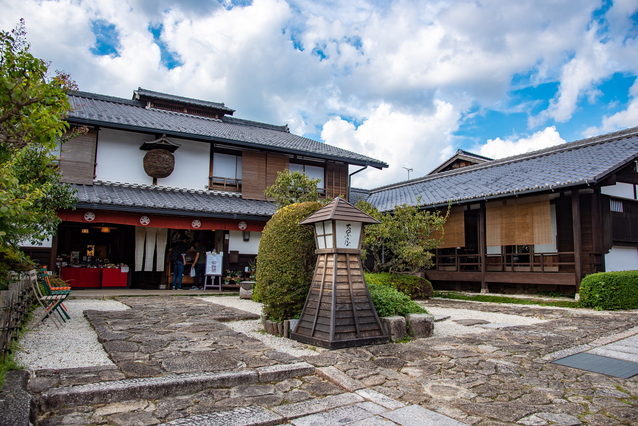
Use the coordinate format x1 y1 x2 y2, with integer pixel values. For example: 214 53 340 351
359 126 638 294
23 88 386 289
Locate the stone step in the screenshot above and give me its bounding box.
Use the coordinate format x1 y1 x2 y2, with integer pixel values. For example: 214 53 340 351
165 406 283 426
40 362 314 411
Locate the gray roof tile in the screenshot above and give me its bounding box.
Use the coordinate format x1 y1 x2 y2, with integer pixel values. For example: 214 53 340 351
67 91 387 168
368 126 638 211
73 181 277 219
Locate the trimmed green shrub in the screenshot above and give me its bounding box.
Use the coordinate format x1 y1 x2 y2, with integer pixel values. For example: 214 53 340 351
579 271 638 310
367 281 428 317
254 201 323 322
365 272 433 299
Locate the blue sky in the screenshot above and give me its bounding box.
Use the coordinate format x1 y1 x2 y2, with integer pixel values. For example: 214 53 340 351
1 0 637 187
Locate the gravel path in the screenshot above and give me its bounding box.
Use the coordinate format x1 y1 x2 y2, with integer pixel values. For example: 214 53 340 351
15 299 129 370
425 306 546 337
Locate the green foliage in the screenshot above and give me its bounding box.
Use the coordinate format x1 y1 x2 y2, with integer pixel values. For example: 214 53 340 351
0 20 79 287
433 291 580 308
579 271 638 310
254 201 323 322
356 200 448 273
365 272 433 299
264 170 322 209
0 244 35 290
367 281 427 317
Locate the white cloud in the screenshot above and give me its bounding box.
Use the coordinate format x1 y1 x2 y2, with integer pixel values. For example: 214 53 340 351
321 100 460 188
478 127 566 159
1 0 638 189
584 79 638 136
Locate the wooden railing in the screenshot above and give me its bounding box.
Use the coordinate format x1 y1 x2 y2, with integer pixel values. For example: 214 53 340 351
434 251 603 274
209 176 242 192
0 271 35 363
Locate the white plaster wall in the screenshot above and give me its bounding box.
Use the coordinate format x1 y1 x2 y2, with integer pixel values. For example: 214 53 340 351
601 183 636 200
605 246 638 272
95 129 153 185
157 137 210 190
228 230 261 254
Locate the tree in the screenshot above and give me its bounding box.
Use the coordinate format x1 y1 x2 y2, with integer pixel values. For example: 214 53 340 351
254 201 323 322
0 20 81 285
264 169 321 208
356 200 449 273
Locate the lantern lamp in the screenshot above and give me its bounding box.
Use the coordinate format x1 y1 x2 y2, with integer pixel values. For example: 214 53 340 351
291 197 388 349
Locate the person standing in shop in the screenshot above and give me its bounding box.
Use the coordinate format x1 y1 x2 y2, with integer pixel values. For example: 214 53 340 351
192 240 207 289
171 234 188 290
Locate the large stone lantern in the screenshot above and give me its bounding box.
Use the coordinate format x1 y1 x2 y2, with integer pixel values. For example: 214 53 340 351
291 197 388 349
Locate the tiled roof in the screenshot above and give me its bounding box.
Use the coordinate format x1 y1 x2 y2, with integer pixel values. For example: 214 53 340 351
134 88 235 113
349 187 371 204
368 126 638 212
67 91 387 169
73 181 277 219
427 149 493 175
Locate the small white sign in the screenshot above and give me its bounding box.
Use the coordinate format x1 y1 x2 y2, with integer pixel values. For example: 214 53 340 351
206 252 223 276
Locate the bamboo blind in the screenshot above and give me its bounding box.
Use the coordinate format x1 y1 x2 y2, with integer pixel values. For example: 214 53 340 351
486 195 552 246
59 129 97 185
241 151 267 200
431 206 466 248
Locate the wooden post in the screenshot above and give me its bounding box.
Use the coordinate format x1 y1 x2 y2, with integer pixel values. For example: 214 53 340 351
480 201 488 293
49 233 59 273
591 189 602 273
572 190 583 290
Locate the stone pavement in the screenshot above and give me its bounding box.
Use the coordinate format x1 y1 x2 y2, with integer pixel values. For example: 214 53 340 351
27 297 638 425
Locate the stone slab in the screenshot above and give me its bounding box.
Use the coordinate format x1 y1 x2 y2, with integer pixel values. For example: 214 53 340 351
347 418 397 426
40 370 258 410
166 406 282 426
257 362 315 383
433 315 450 322
291 404 375 426
272 392 364 419
542 345 592 361
536 412 582 426
0 370 36 426
603 343 638 356
587 347 638 364
316 366 365 392
380 316 406 342
382 405 469 426
356 388 406 410
452 319 490 326
406 314 434 338
589 326 638 347
476 323 519 329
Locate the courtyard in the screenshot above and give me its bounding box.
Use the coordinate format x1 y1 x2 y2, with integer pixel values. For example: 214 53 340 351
13 294 638 426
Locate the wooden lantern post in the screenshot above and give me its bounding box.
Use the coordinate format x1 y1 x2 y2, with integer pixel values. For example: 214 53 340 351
291 198 388 349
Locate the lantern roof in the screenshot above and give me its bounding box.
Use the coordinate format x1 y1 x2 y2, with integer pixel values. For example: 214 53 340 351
299 197 380 225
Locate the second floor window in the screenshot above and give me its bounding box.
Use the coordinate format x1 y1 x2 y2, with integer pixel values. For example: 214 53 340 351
211 153 242 191
289 163 324 190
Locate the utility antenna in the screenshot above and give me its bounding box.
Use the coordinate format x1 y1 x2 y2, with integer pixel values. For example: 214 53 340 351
403 167 413 180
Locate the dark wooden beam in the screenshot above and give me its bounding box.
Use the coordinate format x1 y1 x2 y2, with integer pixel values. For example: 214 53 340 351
597 174 617 187
615 173 638 185
479 201 488 293
572 190 583 290
49 233 59 272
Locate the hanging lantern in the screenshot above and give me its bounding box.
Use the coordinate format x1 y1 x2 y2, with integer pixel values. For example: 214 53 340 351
291 197 388 349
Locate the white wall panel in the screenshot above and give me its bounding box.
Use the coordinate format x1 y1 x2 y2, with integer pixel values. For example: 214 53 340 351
158 137 210 189
601 183 636 200
95 129 153 185
228 230 261 254
605 246 638 272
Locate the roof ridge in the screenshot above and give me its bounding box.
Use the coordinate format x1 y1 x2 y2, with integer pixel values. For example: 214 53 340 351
93 180 241 197
371 125 638 193
221 116 290 133
69 91 145 107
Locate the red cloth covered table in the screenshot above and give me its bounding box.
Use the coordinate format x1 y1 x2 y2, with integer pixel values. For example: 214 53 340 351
61 267 101 288
101 268 128 287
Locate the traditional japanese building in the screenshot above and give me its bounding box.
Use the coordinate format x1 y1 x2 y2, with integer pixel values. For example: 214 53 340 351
359 126 638 294
25 88 387 289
